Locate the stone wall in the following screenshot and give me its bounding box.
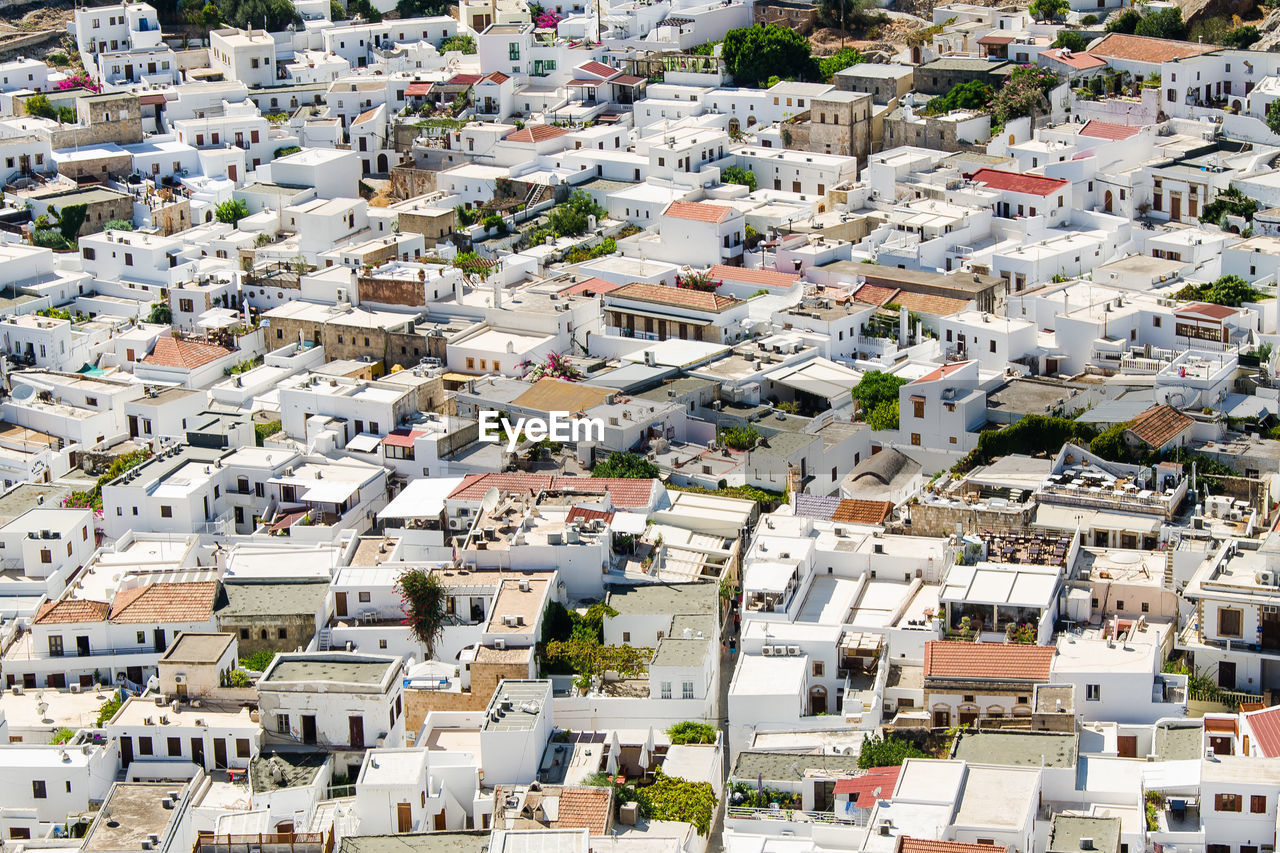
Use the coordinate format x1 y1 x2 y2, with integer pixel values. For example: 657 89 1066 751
358 274 427 308
898 500 1035 538
403 659 528 735
391 164 437 198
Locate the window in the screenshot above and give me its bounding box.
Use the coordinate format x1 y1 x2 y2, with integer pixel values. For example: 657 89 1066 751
179 299 194 313
1252 795 1267 813
138 736 153 756
240 628 250 639
137 631 145 644
124 253 132 265
236 738 251 758
277 714 290 734
911 433 921 446
1141 602 1150 613
358 591 371 603
278 628 288 639
508 42 520 60
813 661 824 677
660 681 672 699
168 737 181 756
1153 316 1162 328
32 780 46 799
682 682 694 699
1216 793 1242 812
160 505 173 518
622 632 631 642
1085 684 1100 701
48 636 62 657
989 340 996 353
1219 608 1243 638
913 400 924 418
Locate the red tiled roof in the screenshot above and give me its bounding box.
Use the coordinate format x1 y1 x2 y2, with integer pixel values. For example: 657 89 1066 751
1175 301 1238 320
481 71 511 84
576 60 618 79
897 840 1008 853
612 75 646 86
833 766 901 806
831 499 894 525
567 79 604 87
1088 32 1218 63
144 337 234 370
1246 706 1280 757
609 282 742 313
977 35 1013 45
382 429 422 448
555 786 613 835
923 640 1055 682
852 283 900 306
561 277 622 297
1205 716 1237 734
1125 404 1193 448
109 581 221 624
664 201 735 223
404 82 433 96
969 168 1070 198
909 361 972 385
892 290 970 317
446 73 482 86
139 93 167 106
1079 119 1140 141
1042 48 1106 70
567 506 615 525
505 124 570 144
709 264 800 289
353 107 380 125
448 473 656 508
34 598 110 624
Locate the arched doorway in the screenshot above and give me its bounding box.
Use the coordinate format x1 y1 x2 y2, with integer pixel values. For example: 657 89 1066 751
1104 190 1113 213
377 153 388 172
1234 99 1243 112
205 210 213 222
747 115 757 127
809 685 827 715
728 117 740 135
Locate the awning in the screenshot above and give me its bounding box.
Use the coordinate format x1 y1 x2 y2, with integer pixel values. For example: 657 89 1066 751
301 480 360 504
567 79 603 87
1091 511 1161 534
382 429 420 448
606 306 712 325
380 477 464 519
611 511 649 534
346 434 381 453
745 560 795 593
442 372 474 382
840 631 883 655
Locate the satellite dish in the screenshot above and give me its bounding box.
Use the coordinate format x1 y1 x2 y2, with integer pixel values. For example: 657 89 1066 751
481 487 500 514
10 384 34 401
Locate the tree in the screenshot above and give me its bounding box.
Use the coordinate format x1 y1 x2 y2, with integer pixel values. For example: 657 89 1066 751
1206 274 1262 307
200 2 223 32
1267 99 1280 137
1029 0 1068 21
1052 30 1087 52
923 79 992 115
442 34 477 53
857 732 928 768
1135 7 1185 40
721 25 817 89
217 0 301 30
57 204 87 243
148 303 172 325
1223 25 1260 49
1200 186 1259 224
851 370 907 416
1105 8 1141 33
105 219 135 231
593 451 660 479
25 93 54 119
991 65 1059 126
330 0 345 18
547 190 606 237
865 400 899 430
721 164 757 192
396 0 449 17
819 47 865 79
396 568 447 658
676 270 719 292
721 425 760 450
215 199 250 225
815 0 885 32
667 722 718 744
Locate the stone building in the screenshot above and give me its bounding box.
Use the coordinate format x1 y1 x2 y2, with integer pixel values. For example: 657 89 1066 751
216 580 330 658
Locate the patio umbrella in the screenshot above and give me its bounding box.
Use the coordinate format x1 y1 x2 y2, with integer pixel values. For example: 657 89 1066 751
639 726 654 770
609 729 621 759
606 747 618 777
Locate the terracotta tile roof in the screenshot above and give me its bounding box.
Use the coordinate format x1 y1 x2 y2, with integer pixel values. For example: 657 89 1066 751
664 201 735 223
353 107 381 125
404 82 433 96
382 429 423 448
1247 706 1280 757
481 71 511 84
34 598 110 624
897 840 1008 853
909 361 972 385
831 499 894 525
612 75 646 86
567 506 614 525
109 581 221 623
833 766 900 806
576 61 618 80
505 124 570 144
1175 301 1238 320
1088 32 1218 63
609 282 742 313
512 378 613 413
923 640 1055 682
1205 716 1237 734
567 79 605 87
446 73 482 86
709 264 800 289
561 277 622 297
891 290 970 317
1079 119 1140 141
852 283 900 306
554 786 613 835
448 473 656 508
144 337 235 370
977 34 1013 45
969 168 1070 198
1042 48 1106 70
1125 404 1193 448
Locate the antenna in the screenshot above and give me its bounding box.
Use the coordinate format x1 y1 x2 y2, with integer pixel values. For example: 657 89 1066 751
480 487 500 514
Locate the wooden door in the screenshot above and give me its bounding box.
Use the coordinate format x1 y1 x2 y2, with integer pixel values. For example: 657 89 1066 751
397 803 412 833
336 592 348 618
1117 735 1138 758
214 738 227 768
1219 661 1237 689
349 716 364 749
120 736 134 767
191 737 205 767
434 811 446 831
1171 195 1181 221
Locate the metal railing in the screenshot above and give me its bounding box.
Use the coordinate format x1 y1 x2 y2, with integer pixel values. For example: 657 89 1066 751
726 806 866 826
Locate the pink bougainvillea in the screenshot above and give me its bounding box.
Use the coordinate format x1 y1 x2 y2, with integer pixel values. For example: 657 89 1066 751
518 351 582 381
57 74 101 93
535 9 562 28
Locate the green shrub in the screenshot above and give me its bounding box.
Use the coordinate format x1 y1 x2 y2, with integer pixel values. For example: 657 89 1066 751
95 693 124 727
857 732 928 768
667 721 718 744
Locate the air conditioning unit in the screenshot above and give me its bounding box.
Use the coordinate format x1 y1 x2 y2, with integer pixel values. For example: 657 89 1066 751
69 683 81 694
174 674 186 684
761 646 775 656
787 645 801 656
774 645 789 656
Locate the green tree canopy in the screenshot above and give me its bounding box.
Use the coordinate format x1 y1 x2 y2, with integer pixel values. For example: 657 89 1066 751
858 733 928 768
1106 8 1141 33
1200 186 1259 224
442 34 477 53
1175 274 1264 308
1052 30 1088 52
592 451 660 479
1029 0 1068 21
721 165 757 191
547 190 606 237
991 65 1059 126
819 47 865 79
1134 7 1185 40
722 25 817 88
923 79 992 115
217 0 301 31
215 198 250 224
396 568 447 657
